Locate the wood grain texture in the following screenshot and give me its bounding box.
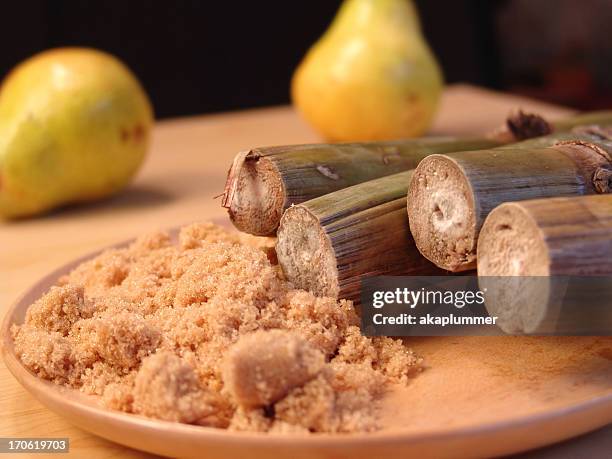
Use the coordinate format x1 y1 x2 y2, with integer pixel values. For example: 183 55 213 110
3 85 608 458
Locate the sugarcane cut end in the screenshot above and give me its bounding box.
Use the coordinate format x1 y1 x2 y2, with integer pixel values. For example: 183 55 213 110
276 205 340 298
477 202 551 333
407 154 478 272
223 152 286 236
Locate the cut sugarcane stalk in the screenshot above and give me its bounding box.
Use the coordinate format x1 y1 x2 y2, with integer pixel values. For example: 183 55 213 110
223 110 612 236
223 137 505 236
276 171 445 303
477 195 612 334
407 134 612 272
278 129 612 301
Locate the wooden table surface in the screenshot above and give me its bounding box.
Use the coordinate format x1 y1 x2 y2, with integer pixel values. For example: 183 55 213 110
1 84 610 458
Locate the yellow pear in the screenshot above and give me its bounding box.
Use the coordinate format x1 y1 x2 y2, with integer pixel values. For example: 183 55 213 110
292 0 443 141
0 48 153 218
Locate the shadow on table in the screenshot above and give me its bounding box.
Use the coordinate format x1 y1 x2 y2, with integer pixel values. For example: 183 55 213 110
1 184 176 224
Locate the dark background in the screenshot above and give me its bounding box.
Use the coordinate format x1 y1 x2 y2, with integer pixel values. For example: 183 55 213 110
2 0 611 119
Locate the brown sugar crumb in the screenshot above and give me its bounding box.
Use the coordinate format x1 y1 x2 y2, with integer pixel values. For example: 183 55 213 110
179 222 242 249
72 311 161 373
273 374 337 432
228 406 274 432
12 325 75 383
12 222 423 434
223 330 325 407
132 351 229 427
24 285 95 336
179 222 276 264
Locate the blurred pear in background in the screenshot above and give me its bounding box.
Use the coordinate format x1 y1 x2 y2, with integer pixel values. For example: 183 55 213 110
0 48 153 219
292 0 443 142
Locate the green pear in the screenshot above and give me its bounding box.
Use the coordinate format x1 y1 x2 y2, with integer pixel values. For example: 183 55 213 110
292 0 443 141
0 48 153 218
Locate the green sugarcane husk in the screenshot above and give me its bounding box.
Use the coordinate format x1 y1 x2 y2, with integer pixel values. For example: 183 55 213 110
276 171 438 303
408 133 612 272
277 126 612 302
222 137 506 237
223 110 612 236
478 194 612 334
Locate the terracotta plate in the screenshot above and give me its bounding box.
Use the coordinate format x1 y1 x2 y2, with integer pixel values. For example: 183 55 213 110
2 231 612 459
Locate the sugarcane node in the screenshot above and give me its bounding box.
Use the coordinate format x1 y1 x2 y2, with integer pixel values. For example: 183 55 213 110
593 167 612 193
506 110 552 140
554 139 612 163
552 140 612 196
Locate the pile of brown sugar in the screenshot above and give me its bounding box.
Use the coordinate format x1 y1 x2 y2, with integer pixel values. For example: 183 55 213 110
11 223 422 433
